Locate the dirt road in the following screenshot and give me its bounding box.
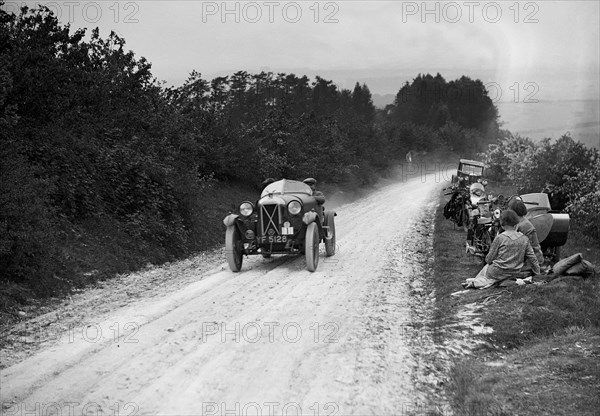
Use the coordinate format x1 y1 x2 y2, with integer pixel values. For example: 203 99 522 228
1 173 447 416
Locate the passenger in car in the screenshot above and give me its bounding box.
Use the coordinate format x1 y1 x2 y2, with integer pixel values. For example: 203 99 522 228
303 178 325 205
261 177 276 189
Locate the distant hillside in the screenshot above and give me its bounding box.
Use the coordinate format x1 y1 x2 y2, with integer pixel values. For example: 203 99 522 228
497 100 600 149
372 93 395 109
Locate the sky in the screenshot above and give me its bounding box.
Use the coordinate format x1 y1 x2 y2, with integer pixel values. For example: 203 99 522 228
3 0 600 143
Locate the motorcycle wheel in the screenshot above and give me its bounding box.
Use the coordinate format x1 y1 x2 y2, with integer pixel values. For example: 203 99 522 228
475 227 492 255
461 208 470 232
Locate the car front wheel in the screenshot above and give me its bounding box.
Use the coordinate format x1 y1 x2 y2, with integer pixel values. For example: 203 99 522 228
305 222 319 272
225 226 243 272
324 211 336 257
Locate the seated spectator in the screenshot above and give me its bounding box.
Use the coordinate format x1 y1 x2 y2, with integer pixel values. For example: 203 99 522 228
508 198 545 265
463 209 540 289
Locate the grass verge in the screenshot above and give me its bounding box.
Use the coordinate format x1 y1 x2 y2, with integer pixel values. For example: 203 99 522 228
0 180 258 327
433 182 600 415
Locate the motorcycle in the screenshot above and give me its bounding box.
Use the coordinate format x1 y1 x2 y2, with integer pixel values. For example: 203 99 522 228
443 183 471 231
466 194 504 258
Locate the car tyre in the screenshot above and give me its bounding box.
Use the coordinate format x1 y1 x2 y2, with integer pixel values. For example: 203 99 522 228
324 211 336 257
305 222 319 272
225 226 243 272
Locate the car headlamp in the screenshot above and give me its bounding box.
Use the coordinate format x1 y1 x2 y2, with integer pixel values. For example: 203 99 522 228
288 201 302 215
239 202 254 217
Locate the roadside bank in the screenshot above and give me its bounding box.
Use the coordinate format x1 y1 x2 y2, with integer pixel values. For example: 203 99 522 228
432 183 600 415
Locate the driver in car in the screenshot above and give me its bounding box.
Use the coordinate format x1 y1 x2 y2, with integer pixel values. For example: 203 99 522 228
303 178 325 205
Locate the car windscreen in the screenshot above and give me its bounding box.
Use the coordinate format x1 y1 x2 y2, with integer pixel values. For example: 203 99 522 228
459 164 484 176
261 180 312 197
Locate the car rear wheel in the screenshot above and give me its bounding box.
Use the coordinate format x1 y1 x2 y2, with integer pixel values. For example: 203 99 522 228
324 211 336 257
225 226 243 272
305 222 319 272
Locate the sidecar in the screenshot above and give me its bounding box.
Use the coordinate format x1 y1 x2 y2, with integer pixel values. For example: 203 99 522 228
520 193 570 261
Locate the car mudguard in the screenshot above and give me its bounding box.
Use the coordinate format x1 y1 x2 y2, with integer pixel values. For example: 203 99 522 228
302 211 318 225
223 213 239 227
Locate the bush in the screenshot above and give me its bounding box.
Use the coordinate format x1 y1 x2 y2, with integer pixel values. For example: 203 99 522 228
482 133 600 243
560 157 600 242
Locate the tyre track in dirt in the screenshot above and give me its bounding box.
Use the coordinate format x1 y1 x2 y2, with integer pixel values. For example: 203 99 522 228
1 174 445 415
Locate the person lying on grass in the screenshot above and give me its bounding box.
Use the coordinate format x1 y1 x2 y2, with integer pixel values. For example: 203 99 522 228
463 209 541 289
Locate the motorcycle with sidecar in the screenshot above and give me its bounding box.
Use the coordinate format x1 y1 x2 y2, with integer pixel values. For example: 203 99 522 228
465 193 569 263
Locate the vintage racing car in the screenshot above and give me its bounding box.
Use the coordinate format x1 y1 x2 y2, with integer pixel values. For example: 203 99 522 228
223 179 336 272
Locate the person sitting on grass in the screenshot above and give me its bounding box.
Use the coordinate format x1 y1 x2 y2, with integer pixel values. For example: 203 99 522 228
508 198 545 265
463 209 540 289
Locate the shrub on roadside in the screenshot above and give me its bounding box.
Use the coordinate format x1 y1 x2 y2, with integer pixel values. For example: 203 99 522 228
482 133 599 242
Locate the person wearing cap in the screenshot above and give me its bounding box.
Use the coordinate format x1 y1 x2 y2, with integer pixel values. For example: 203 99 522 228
508 198 545 265
261 177 276 189
303 178 325 205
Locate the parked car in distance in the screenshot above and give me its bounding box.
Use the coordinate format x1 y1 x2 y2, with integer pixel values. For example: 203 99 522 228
452 159 487 187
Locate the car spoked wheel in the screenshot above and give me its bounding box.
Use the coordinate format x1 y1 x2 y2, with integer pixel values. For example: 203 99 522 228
305 222 319 272
225 226 243 272
324 211 336 257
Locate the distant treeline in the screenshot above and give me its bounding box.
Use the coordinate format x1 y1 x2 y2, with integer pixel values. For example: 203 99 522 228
0 5 500 295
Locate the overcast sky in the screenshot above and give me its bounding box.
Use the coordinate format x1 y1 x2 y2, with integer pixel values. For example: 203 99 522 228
5 0 600 101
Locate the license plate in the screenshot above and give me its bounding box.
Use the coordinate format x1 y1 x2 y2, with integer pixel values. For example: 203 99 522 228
260 235 287 243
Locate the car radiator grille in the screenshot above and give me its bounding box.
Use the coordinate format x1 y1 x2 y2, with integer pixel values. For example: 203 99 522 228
261 204 280 235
